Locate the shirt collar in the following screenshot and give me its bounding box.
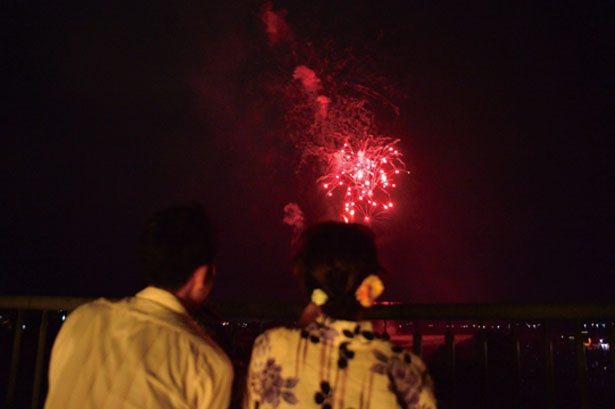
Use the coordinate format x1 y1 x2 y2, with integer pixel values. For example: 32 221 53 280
136 286 188 316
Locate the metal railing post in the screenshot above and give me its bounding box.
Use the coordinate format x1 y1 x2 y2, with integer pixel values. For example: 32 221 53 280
445 323 456 409
609 321 615 392
6 309 24 407
575 321 589 409
511 321 521 409
413 320 422 356
478 321 488 409
542 320 555 409
31 310 49 409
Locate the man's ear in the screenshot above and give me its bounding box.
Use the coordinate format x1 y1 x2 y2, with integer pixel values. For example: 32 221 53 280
192 265 209 289
174 265 212 313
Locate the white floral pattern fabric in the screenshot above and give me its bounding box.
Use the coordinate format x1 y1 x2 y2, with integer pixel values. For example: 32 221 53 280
244 315 437 409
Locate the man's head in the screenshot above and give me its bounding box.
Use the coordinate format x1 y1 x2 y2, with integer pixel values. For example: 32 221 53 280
293 221 384 320
139 203 218 297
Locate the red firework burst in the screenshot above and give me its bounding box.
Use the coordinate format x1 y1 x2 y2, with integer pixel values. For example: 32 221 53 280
317 136 407 223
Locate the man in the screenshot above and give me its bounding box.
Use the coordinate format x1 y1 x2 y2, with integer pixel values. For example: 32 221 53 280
44 203 233 409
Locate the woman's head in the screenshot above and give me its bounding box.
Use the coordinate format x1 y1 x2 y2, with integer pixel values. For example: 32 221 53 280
293 221 384 320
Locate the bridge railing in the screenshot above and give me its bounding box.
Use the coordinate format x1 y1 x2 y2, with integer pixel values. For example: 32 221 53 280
1 296 614 409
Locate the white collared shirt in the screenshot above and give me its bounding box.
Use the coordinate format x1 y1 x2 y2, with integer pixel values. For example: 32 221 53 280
45 286 233 409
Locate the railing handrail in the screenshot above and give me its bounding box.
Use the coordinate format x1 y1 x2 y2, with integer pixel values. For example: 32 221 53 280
0 296 94 312
368 302 615 320
2 295 615 320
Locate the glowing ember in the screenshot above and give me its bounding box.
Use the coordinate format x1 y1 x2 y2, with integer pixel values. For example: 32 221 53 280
317 136 406 223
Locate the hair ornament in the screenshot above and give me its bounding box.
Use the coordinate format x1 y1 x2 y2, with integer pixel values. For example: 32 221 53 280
355 274 385 307
311 288 329 306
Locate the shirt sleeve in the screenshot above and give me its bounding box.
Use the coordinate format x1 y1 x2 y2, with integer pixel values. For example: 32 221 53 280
418 354 438 408
400 353 439 409
418 369 438 409
190 341 234 409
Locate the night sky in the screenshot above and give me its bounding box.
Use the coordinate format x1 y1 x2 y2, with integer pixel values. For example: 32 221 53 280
2 1 612 304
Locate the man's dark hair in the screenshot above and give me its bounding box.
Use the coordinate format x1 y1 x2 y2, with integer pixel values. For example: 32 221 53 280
138 203 218 291
293 221 384 320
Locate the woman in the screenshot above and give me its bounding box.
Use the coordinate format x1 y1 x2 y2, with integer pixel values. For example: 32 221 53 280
244 221 437 409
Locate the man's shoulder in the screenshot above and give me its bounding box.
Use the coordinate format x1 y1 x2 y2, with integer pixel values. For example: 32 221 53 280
129 300 233 366
64 297 119 319
74 297 232 368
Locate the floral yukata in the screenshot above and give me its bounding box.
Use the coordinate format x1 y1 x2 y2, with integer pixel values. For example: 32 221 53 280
244 315 437 409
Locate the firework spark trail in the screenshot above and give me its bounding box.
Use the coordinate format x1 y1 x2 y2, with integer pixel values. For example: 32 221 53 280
282 202 305 244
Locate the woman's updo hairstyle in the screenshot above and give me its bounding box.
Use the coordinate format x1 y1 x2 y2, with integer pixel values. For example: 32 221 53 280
293 221 384 320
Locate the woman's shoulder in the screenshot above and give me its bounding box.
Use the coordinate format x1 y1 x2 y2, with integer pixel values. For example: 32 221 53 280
254 324 303 345
261 324 303 336
249 325 305 364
